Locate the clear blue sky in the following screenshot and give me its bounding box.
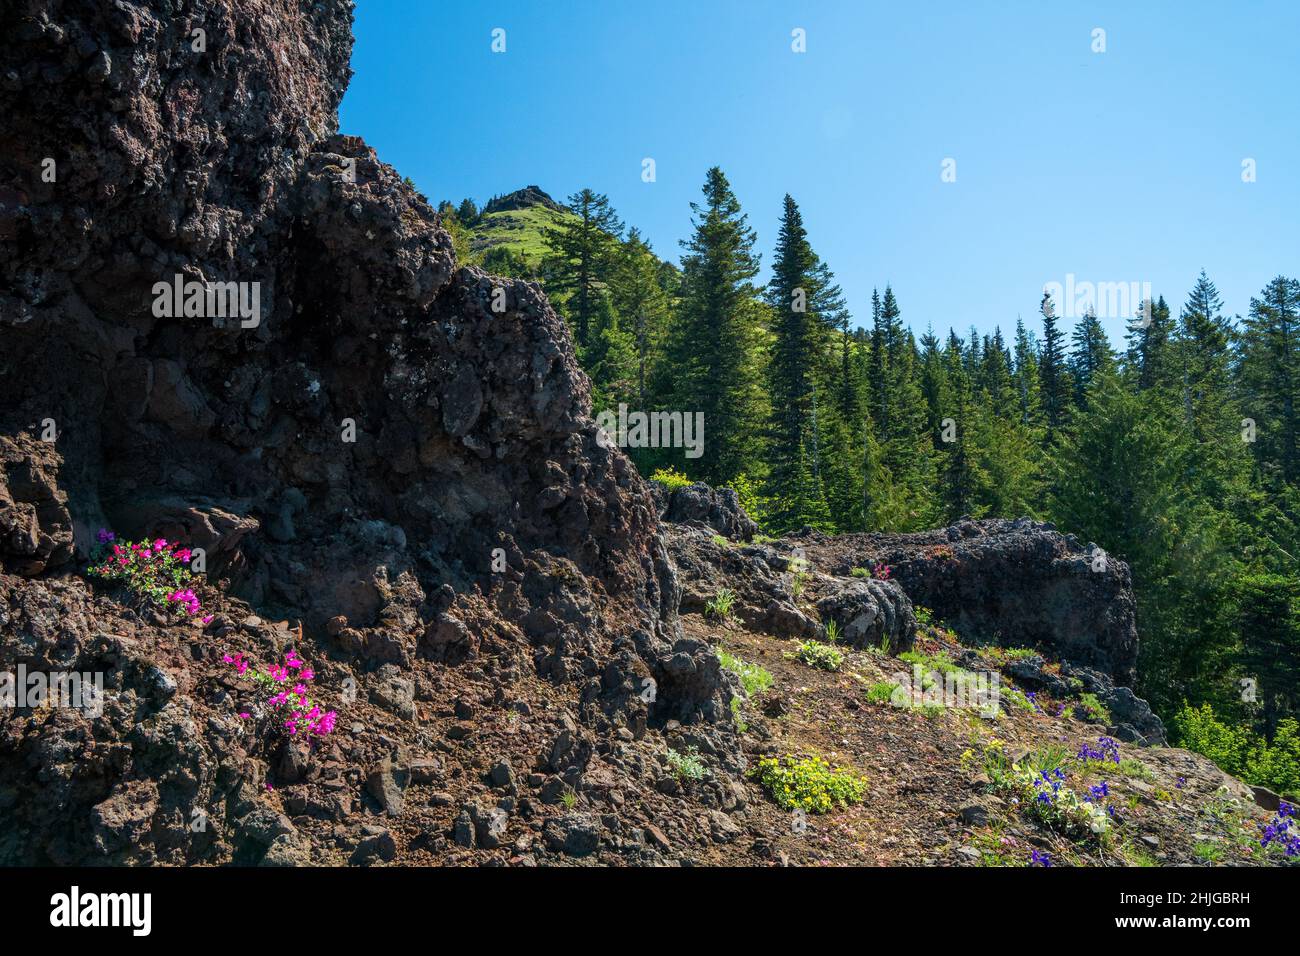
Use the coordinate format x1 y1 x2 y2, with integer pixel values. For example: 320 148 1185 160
341 1 1300 345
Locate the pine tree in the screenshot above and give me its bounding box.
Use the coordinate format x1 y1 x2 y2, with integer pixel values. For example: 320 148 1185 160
662 167 768 486
1128 295 1174 392
609 228 670 409
764 195 845 529
939 330 977 519
1013 317 1042 429
919 328 947 445
1237 276 1300 484
1069 308 1115 409
456 197 480 225
584 296 639 414
1037 292 1072 443
979 327 1017 419
542 189 624 348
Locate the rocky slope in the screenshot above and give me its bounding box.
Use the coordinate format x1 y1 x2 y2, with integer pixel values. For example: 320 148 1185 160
0 0 1289 868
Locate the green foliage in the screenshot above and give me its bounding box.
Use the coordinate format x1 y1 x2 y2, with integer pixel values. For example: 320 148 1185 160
469 202 575 265
1193 841 1224 863
790 569 809 600
650 466 693 491
718 650 773 697
1174 703 1300 795
541 188 624 348
659 167 769 486
87 536 200 615
722 473 769 531
866 681 898 704
487 169 1300 762
752 755 867 813
1076 693 1110 723
666 746 708 782
704 587 736 621
789 640 843 671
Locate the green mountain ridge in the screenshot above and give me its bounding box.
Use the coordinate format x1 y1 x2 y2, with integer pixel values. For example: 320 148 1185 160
457 186 576 267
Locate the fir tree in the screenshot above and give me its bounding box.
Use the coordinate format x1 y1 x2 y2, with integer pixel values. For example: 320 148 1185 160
662 167 768 486
1237 276 1300 484
542 189 624 348
1037 292 1072 443
1069 307 1115 409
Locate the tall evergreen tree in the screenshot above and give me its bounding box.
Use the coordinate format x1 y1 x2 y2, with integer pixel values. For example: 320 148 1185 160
1013 317 1042 429
939 330 977 519
1069 307 1115 409
1237 276 1300 484
610 228 671 409
764 195 837 528
662 167 768 486
980 327 1017 419
542 189 624 348
1037 292 1072 444
1128 295 1174 392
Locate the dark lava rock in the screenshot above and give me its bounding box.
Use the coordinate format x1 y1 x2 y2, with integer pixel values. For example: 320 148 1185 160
802 518 1141 684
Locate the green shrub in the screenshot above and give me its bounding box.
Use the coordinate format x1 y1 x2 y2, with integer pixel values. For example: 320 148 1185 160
704 587 736 621
790 570 809 600
1173 703 1251 778
899 649 961 677
666 746 708 781
1075 692 1110 723
722 473 769 530
650 467 693 491
1173 704 1300 795
729 696 748 732
753 755 867 813
718 650 773 697
1244 718 1300 795
866 681 898 704
789 640 843 672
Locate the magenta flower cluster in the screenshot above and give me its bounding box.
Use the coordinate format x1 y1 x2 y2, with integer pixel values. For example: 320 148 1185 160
88 530 206 619
224 648 338 738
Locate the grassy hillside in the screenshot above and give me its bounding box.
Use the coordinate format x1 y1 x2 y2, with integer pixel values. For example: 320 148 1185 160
466 200 576 266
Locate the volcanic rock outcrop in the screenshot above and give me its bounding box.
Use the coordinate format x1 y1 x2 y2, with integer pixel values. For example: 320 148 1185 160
796 520 1141 685
0 0 737 865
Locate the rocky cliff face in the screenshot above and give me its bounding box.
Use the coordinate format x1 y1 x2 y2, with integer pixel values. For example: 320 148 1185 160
0 0 737 865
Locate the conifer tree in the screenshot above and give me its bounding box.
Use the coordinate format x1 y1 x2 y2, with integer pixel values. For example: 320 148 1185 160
1037 292 1072 443
610 228 671 409
1069 307 1115 409
542 189 624 348
1128 295 1174 392
661 167 768 486
1237 276 1300 484
1013 317 1042 429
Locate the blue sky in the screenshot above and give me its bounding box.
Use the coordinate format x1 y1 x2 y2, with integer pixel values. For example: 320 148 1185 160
341 1 1300 344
